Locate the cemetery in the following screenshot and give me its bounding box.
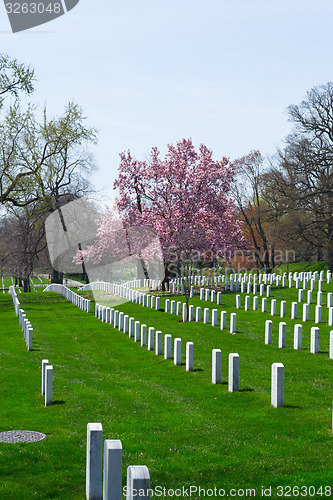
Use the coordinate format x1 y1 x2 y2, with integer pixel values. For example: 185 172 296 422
0 52 333 499
0 265 333 498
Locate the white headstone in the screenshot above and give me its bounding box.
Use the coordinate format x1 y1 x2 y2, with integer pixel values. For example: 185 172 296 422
141 324 147 346
45 365 53 407
114 310 119 328
212 349 221 384
280 300 286 317
265 320 272 345
129 318 134 338
317 291 323 306
86 423 103 500
294 324 302 350
228 353 239 392
182 303 188 322
307 290 312 304
278 322 286 348
220 311 226 330
329 307 333 327
298 289 303 302
186 342 194 372
103 440 122 500
271 363 284 408
41 359 49 396
174 338 181 365
291 302 297 320
126 465 150 500
204 308 209 324
315 305 322 324
230 313 236 334
262 298 267 313
155 331 162 355
148 327 154 351
123 315 129 334
303 303 309 322
119 312 124 331
212 309 217 326
134 321 140 342
164 334 172 359
310 327 319 354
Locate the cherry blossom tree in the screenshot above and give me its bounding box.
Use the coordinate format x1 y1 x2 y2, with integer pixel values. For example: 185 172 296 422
74 139 248 319
114 138 247 271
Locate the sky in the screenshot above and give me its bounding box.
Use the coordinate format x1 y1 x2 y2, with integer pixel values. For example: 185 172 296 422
1 0 333 192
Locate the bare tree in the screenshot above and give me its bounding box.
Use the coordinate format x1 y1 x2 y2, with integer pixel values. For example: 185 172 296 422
232 150 276 271
267 82 333 271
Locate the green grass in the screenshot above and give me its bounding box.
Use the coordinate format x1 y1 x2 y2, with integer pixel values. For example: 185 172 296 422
0 279 333 499
273 262 328 274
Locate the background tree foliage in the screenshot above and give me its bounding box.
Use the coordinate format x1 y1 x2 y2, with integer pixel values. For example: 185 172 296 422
0 53 97 285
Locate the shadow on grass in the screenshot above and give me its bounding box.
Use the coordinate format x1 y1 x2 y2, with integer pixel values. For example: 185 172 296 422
52 401 65 405
239 387 254 392
284 404 302 409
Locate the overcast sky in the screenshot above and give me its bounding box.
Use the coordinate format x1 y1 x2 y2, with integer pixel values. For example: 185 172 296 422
1 0 333 191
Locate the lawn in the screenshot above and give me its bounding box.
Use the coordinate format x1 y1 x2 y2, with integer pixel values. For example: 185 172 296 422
0 276 332 499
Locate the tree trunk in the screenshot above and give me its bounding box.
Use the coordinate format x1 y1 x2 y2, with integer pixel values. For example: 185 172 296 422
136 258 149 281
327 215 333 273
52 268 63 284
23 278 30 293
78 242 89 283
270 246 275 270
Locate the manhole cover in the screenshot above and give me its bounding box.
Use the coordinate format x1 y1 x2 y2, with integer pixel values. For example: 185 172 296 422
0 431 46 443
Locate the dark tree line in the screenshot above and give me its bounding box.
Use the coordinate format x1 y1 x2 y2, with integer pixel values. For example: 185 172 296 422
232 82 333 273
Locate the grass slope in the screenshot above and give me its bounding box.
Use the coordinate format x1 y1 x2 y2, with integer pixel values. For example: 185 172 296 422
0 280 332 499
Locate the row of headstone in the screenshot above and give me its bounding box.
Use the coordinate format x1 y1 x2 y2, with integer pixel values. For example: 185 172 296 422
86 423 150 500
106 287 238 334
18 308 33 351
80 278 162 293
211 353 285 408
95 303 194 370
42 359 53 406
212 350 239 391
235 292 333 327
8 285 21 315
174 269 331 295
44 284 90 312
264 320 333 355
